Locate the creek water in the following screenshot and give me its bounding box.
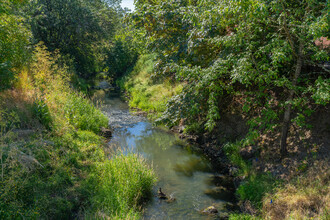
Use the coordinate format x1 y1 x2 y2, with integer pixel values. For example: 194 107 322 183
101 96 235 219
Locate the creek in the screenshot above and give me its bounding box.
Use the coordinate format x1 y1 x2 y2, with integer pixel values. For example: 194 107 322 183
101 96 235 219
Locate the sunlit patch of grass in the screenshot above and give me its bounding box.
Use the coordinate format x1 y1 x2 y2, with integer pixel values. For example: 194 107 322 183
229 213 261 220
262 161 329 220
118 54 183 118
0 43 156 219
89 153 156 219
0 130 98 219
237 173 279 209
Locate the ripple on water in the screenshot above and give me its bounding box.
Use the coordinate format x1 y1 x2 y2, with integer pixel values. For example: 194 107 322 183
103 97 234 219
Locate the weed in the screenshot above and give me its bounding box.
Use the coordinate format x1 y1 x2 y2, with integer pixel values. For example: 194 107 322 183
263 161 329 220
229 213 261 220
0 43 156 219
237 173 279 208
33 98 52 130
89 153 156 218
118 54 183 119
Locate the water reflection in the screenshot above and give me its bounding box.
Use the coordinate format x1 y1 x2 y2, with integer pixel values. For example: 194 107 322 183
103 97 233 219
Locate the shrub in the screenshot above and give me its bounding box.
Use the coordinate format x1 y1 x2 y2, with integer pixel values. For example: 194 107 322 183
90 153 156 218
237 174 279 208
63 93 108 133
119 54 183 118
0 41 156 219
33 98 53 130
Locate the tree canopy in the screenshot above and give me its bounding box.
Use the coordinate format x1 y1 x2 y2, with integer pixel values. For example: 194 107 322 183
130 0 330 155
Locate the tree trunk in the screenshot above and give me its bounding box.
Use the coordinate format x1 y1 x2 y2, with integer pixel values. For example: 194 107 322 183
280 42 303 158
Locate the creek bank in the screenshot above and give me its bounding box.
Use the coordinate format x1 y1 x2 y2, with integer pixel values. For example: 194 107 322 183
115 101 242 216
170 124 238 175
102 95 241 219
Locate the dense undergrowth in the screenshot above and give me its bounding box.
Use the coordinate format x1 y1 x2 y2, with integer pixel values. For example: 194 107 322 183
0 44 156 219
121 54 329 219
118 54 183 119
117 0 330 219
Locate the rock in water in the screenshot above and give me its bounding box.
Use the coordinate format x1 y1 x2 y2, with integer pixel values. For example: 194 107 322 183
202 206 218 215
100 127 112 139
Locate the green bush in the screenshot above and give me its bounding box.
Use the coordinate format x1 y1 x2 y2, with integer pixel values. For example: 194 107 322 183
64 93 108 133
229 213 261 220
223 141 252 176
237 174 279 208
90 153 156 219
118 54 183 119
107 39 138 79
0 38 156 219
33 98 53 130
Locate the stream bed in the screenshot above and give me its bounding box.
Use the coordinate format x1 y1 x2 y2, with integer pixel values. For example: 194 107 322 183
102 96 235 219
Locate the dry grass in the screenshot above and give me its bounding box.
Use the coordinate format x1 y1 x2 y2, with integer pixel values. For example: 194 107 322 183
263 160 330 220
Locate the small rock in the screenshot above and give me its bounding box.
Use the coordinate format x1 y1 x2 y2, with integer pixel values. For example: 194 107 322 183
218 212 229 220
229 166 239 175
100 127 112 139
202 205 218 215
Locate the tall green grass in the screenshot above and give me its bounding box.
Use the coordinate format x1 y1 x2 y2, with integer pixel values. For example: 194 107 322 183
118 54 183 117
88 154 156 219
63 93 108 133
0 44 156 219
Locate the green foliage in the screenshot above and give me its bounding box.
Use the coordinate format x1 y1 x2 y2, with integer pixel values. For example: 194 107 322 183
0 0 31 90
130 0 330 136
223 141 252 176
229 213 261 220
64 93 108 133
106 39 138 79
33 98 52 130
90 154 156 218
29 0 121 79
0 109 21 132
310 77 330 105
0 43 155 219
0 130 105 219
119 54 183 117
237 174 279 208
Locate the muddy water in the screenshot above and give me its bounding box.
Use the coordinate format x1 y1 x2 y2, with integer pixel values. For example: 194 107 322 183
102 97 234 219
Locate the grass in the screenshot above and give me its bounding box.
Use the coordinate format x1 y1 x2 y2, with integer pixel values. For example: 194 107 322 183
0 43 156 219
118 54 183 118
224 139 329 220
223 141 253 177
262 161 329 220
88 154 156 219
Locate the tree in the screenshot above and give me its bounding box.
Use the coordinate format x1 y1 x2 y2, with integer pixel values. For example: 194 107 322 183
130 0 329 157
0 0 31 90
29 0 120 79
